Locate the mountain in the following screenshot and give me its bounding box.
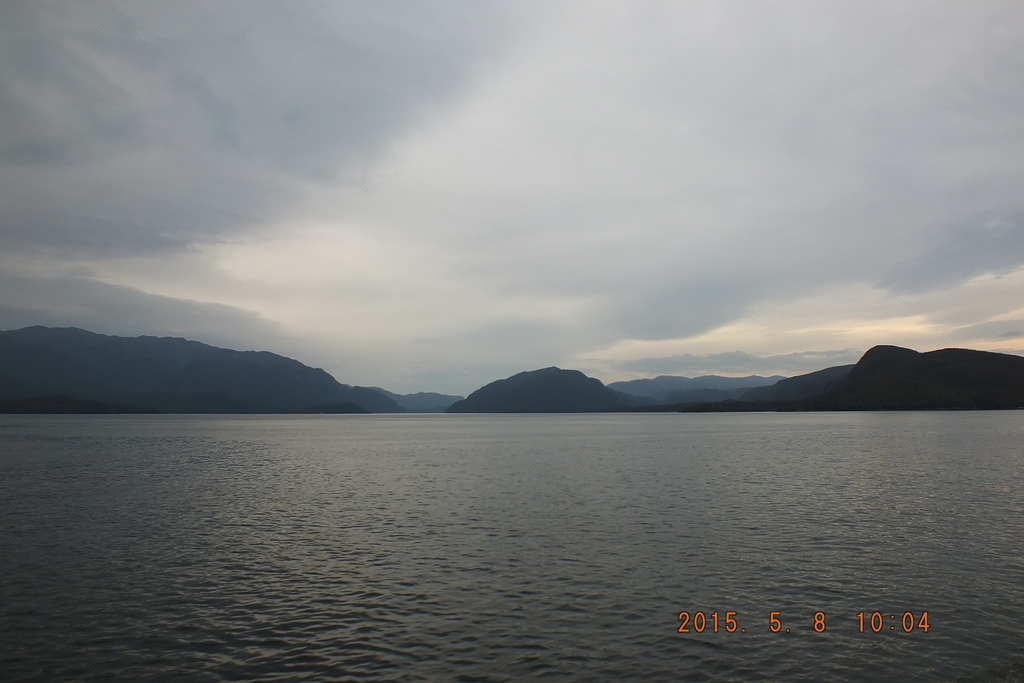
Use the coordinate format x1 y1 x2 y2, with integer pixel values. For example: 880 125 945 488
446 367 636 413
371 388 464 412
803 345 1024 410
302 402 372 414
0 394 158 414
664 345 1024 412
739 365 854 401
609 374 785 404
0 326 404 413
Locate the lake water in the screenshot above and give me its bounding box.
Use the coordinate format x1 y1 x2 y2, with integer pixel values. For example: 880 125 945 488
1 412 1023 682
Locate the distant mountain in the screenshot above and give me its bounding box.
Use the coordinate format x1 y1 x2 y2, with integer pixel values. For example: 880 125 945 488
662 346 1024 412
371 388 464 412
609 374 785 404
303 402 372 414
0 326 404 413
0 394 157 414
739 365 853 401
804 345 1024 410
446 367 636 413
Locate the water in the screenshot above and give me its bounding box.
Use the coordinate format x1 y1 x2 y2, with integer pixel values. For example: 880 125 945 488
1 412 1023 682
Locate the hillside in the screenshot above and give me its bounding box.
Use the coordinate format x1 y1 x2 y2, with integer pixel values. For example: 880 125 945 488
446 367 636 413
609 373 784 404
739 364 854 401
0 326 403 413
371 388 464 412
663 346 1024 412
804 345 1024 410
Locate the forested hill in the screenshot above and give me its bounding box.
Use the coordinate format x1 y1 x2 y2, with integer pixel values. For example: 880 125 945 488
0 326 403 413
662 345 1024 412
805 345 1024 410
446 367 637 413
608 373 784 404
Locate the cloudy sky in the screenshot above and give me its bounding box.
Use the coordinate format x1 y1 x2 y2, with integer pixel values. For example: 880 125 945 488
2 1 1024 395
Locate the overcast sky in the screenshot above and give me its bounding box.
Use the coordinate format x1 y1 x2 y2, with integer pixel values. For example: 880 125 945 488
2 1 1024 395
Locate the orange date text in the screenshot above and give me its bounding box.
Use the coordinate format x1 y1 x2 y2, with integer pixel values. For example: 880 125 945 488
677 611 930 634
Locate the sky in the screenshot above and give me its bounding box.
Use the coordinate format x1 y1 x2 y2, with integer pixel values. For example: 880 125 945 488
2 1 1024 396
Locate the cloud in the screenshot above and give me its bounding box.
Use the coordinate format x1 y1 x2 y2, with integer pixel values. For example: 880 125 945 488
3 2 1024 393
589 349 863 379
881 217 1024 293
947 320 1024 343
0 272 288 353
0 1 512 255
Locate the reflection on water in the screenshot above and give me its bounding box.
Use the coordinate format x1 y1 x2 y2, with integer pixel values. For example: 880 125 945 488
2 412 1023 681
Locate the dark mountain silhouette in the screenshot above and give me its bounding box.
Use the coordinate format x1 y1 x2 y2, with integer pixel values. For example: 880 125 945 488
609 374 785 404
739 364 854 401
0 326 403 413
804 345 1024 410
6 328 1019 415
371 388 464 412
660 346 1024 412
0 394 157 414
302 402 372 414
446 367 636 413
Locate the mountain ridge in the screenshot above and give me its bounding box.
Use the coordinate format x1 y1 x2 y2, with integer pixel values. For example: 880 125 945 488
657 345 1024 412
370 388 464 413
609 373 786 404
4 327 1022 413
739 364 854 401
446 367 636 413
0 326 403 413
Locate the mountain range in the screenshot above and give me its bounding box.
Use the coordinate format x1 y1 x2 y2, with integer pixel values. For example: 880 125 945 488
444 346 1024 413
3 326 1023 413
661 345 1024 411
738 364 855 401
0 326 403 414
370 388 464 413
608 374 784 404
446 367 637 413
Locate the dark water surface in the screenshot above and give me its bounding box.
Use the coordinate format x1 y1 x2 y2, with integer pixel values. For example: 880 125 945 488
2 412 1023 682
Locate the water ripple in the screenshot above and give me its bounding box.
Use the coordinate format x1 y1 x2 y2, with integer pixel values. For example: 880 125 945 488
1 412 1023 681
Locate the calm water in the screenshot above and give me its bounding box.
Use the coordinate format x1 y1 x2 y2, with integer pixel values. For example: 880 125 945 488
1 412 1023 682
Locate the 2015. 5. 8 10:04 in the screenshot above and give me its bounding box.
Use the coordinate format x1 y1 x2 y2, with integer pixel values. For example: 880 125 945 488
677 611 930 634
